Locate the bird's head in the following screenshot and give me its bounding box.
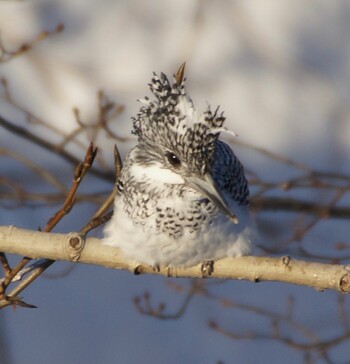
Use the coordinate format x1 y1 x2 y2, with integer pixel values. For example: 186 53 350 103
131 64 239 223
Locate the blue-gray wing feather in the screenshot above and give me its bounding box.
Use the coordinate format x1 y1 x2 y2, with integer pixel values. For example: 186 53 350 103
212 140 249 206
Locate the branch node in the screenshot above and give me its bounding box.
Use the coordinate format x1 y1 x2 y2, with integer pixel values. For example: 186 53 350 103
282 256 291 267
133 265 144 275
65 232 85 262
339 272 350 293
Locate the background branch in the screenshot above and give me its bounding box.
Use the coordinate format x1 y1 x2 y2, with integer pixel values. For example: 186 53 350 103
0 114 114 182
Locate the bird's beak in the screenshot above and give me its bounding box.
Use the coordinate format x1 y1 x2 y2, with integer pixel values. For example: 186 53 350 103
186 173 238 224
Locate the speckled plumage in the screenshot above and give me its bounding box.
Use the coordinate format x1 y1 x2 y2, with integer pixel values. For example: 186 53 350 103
104 68 253 267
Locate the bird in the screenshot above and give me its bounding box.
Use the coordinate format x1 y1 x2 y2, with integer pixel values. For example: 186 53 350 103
104 64 254 272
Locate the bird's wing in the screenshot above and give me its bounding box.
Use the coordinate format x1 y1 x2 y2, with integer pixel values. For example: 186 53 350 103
212 140 249 206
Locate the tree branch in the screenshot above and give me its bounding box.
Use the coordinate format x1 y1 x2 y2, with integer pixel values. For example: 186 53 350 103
0 114 114 182
0 226 349 294
252 196 350 219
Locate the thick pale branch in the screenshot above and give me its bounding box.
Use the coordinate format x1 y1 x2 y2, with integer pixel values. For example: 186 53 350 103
0 225 349 293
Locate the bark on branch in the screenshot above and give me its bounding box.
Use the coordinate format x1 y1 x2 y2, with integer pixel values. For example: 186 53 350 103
0 225 349 293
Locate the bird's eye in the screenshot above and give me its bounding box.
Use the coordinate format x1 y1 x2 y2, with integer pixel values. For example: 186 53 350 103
166 152 181 167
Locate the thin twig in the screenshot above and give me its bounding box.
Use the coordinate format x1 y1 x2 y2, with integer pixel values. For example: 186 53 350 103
44 142 98 232
134 280 200 320
0 147 67 193
79 143 122 235
0 144 98 309
0 114 114 182
0 24 64 63
251 197 350 219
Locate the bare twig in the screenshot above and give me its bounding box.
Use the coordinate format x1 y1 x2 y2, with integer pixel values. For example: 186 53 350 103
0 253 11 277
0 142 121 304
0 186 107 208
0 147 66 193
0 144 98 309
251 197 350 219
0 24 64 63
44 142 97 232
0 114 114 182
79 143 122 235
209 320 350 352
134 279 199 320
63 91 127 159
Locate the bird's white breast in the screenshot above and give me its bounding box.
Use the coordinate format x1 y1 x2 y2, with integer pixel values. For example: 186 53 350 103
104 189 253 267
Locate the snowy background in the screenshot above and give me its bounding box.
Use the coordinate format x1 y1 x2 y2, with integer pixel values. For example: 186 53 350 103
1 1 350 363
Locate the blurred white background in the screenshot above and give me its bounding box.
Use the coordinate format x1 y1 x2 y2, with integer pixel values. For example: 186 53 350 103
1 1 349 363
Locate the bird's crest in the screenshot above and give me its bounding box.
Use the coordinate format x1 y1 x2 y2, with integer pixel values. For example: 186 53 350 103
132 63 232 173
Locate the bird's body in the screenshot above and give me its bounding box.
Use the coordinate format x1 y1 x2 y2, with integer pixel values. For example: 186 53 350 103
104 67 253 268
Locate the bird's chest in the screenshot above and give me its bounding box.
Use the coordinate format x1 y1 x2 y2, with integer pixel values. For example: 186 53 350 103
120 181 218 239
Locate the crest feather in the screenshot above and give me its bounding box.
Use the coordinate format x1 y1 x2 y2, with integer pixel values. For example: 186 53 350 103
132 67 233 173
